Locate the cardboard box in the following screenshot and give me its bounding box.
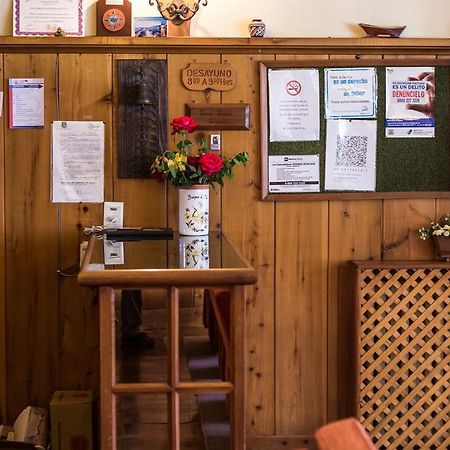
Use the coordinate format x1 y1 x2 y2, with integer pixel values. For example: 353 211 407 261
50 391 93 450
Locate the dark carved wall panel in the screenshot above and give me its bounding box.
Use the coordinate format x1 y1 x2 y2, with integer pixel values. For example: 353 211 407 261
117 59 168 178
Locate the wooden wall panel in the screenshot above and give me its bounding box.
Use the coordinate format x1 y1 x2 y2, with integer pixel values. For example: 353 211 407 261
57 54 113 391
4 54 59 421
167 54 221 231
112 54 167 228
382 200 435 260
222 54 276 436
0 41 448 444
327 201 382 421
0 56 5 422
275 201 328 434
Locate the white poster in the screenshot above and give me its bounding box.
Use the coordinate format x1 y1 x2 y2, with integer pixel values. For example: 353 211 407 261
325 67 377 119
269 154 320 193
268 68 320 142
13 0 83 36
385 66 435 138
52 121 105 203
9 78 44 129
325 120 377 191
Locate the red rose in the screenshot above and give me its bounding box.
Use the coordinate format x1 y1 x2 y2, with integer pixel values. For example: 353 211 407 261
170 116 199 134
151 170 165 183
187 156 200 166
199 153 224 176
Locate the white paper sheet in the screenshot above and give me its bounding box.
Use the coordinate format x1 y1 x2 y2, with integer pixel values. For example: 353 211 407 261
268 68 320 142
385 66 435 138
325 120 377 191
13 0 83 36
325 67 377 119
269 154 320 193
52 121 105 203
9 79 44 128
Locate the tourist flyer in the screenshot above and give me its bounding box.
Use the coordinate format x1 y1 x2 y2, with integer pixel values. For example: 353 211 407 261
385 66 435 138
268 68 320 142
325 67 377 119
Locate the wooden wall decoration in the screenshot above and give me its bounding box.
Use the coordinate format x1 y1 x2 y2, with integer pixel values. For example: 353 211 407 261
182 63 236 91
117 59 167 178
0 37 449 448
185 103 250 130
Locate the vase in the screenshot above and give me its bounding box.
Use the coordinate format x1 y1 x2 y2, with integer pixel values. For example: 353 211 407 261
178 185 209 235
248 19 266 37
179 235 209 269
432 236 450 261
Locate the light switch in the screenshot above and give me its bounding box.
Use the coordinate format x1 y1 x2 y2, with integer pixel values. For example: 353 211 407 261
103 202 124 229
104 240 124 265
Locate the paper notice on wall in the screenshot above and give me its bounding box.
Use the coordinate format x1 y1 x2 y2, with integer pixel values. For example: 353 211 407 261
325 67 377 119
268 68 320 142
269 154 320 193
325 120 377 191
385 66 435 138
52 121 105 203
9 78 44 128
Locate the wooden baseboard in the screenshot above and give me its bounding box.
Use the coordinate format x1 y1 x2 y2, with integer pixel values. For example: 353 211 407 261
246 435 316 450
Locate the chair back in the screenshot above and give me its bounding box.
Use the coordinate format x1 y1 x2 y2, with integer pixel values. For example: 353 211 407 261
315 418 377 450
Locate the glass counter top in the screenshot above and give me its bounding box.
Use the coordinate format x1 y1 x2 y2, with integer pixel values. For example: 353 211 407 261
78 231 256 288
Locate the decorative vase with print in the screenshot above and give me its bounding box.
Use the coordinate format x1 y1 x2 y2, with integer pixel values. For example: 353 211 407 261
179 235 209 269
248 19 266 37
178 185 209 235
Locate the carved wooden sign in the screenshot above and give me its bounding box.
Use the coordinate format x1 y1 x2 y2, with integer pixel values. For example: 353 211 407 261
182 63 236 91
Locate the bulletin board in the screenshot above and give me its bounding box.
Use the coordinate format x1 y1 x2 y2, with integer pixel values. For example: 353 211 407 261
260 59 450 201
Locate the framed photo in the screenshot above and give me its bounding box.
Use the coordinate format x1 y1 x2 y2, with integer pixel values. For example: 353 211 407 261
13 0 83 36
134 17 168 37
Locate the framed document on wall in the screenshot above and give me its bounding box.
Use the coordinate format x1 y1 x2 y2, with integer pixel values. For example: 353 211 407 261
13 0 83 36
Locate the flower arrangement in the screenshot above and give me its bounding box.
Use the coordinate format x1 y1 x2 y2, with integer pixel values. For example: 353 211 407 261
418 213 450 240
150 116 248 187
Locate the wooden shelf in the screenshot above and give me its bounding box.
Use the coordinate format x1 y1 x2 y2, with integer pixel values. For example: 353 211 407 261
2 36 450 54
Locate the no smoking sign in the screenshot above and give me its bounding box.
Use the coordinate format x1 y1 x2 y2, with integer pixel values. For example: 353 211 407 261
286 80 302 96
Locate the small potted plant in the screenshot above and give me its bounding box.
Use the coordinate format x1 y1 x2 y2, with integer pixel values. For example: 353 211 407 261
418 213 450 260
151 116 248 235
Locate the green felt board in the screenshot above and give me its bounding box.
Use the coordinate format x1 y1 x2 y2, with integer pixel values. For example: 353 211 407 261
268 67 450 192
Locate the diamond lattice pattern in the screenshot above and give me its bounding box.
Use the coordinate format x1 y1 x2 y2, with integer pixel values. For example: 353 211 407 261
359 268 449 450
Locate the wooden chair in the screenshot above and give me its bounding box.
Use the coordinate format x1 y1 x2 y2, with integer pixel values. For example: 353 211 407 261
315 418 377 450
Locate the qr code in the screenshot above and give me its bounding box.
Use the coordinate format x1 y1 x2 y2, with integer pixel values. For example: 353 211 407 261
336 136 368 167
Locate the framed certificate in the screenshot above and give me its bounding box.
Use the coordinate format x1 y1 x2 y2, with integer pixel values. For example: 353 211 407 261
13 0 83 36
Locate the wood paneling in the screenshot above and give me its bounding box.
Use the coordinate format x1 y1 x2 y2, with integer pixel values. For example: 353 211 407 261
222 53 276 436
0 39 448 445
112 54 167 228
4 54 59 421
0 55 5 422
275 202 328 434
327 201 382 421
58 53 113 392
382 200 435 260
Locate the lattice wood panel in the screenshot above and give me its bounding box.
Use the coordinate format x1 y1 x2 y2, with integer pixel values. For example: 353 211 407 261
359 268 450 450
